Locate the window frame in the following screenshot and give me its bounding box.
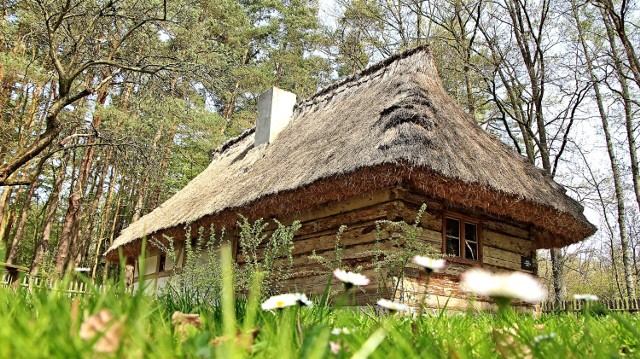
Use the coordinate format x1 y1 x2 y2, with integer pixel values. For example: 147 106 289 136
441 212 483 264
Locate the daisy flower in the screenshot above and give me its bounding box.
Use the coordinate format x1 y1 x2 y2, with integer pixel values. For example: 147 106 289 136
460 268 547 304
333 269 370 289
261 293 312 311
412 255 447 273
573 294 599 301
533 333 557 343
376 299 409 312
331 327 352 335
294 293 313 307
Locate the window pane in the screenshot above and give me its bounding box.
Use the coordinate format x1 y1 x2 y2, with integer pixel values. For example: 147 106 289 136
446 218 460 238
159 254 166 272
465 241 478 260
465 223 477 242
446 237 460 257
464 223 478 260
445 218 460 257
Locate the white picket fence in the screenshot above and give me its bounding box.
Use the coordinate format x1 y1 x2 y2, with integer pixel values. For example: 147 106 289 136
1 272 91 294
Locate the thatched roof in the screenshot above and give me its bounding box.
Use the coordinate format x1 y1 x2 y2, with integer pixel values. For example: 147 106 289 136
105 46 596 260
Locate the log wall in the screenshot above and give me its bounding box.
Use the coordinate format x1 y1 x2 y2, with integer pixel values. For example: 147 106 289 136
133 186 538 309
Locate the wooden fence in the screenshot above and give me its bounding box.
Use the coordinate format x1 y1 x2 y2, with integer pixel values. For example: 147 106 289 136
1 272 90 294
542 298 640 313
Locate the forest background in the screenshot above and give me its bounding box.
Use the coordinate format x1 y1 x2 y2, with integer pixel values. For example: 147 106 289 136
0 0 638 302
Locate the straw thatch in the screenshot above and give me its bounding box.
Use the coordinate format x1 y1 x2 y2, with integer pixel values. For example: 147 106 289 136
105 45 596 261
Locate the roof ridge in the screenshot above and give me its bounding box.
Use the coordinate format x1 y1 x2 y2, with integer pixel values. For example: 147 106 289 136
211 45 432 157
295 45 431 112
212 127 255 157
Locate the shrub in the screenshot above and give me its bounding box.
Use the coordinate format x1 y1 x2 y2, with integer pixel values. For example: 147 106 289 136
155 217 300 311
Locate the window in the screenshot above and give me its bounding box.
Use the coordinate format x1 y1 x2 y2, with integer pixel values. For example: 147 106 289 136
443 215 480 261
158 253 167 273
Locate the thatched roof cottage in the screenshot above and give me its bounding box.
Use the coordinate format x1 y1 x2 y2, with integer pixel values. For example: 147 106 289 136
105 46 595 308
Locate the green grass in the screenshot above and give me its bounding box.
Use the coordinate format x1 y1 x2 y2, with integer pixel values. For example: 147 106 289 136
0 248 637 358
0 276 638 359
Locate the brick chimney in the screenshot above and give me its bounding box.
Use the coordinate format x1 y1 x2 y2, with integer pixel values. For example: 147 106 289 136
254 87 297 147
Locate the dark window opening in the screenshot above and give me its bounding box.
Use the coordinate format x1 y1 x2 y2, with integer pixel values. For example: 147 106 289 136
445 218 460 257
444 216 480 261
158 253 166 272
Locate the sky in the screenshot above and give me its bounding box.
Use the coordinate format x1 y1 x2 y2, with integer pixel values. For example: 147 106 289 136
310 0 625 253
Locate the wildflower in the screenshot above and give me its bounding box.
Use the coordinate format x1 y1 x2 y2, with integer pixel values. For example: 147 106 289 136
261 293 312 311
333 269 370 289
330 341 342 355
573 294 599 301
412 255 447 274
460 268 546 304
331 327 352 335
79 309 123 354
294 293 313 307
377 299 409 312
533 333 557 343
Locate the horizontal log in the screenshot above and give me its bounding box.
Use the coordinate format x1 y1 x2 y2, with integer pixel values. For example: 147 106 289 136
398 204 442 231
483 220 529 239
393 187 443 211
295 200 401 236
483 246 532 272
484 230 532 255
237 226 392 264
268 188 395 230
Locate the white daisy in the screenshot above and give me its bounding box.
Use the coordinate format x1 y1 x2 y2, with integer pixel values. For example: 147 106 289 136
573 294 599 301
376 299 409 312
533 333 557 343
460 268 547 304
294 293 313 307
261 293 311 310
331 327 352 335
412 256 447 273
333 269 370 288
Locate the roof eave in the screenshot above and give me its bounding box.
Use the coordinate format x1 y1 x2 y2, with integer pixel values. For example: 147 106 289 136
105 163 595 261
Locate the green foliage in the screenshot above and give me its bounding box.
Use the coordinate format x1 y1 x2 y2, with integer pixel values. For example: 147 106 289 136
0 270 639 358
0 0 331 274
308 224 349 272
371 204 440 300
156 217 300 312
330 0 383 76
309 204 441 302
236 216 301 296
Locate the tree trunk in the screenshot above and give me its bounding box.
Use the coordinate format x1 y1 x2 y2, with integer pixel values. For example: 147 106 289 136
2 170 28 250
596 0 640 92
573 2 636 298
148 125 176 210
30 152 68 276
6 159 45 264
550 248 565 300
91 166 117 280
101 186 123 283
602 9 640 218
54 84 109 275
0 187 13 250
76 155 111 266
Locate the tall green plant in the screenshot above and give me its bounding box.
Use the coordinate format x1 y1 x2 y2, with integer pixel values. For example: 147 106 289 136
371 204 440 300
157 217 300 311
236 216 301 297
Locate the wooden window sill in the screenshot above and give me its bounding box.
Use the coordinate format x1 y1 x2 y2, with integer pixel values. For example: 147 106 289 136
444 256 483 266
